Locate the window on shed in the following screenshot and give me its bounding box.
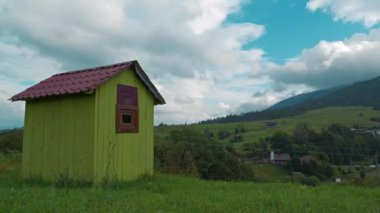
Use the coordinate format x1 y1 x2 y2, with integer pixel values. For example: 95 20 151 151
122 113 132 124
116 84 138 133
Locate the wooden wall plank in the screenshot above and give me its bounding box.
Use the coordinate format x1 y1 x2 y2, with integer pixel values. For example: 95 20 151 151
34 102 44 178
50 99 61 180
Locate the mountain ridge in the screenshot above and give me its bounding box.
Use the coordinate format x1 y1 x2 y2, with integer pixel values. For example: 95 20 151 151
268 85 346 110
200 75 380 124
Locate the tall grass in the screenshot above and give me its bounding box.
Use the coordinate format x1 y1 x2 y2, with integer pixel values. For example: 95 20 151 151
0 156 379 212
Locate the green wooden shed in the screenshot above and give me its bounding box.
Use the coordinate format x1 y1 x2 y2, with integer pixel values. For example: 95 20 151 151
10 60 165 183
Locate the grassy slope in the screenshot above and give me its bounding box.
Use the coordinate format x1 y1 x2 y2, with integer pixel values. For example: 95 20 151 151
0 165 380 212
156 107 380 146
277 106 380 131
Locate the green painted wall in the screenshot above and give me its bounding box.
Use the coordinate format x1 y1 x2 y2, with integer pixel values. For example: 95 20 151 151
94 69 155 183
22 94 95 182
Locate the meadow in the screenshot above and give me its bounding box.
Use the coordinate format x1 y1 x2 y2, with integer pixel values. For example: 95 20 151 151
0 170 379 212
1 106 380 212
1 154 380 212
156 106 380 146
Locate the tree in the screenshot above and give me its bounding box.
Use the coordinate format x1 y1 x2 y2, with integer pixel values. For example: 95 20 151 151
217 130 231 140
155 128 255 181
289 157 301 172
271 131 291 153
0 128 23 153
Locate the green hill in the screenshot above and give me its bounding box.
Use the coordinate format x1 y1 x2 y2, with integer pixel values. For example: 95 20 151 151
293 76 380 109
268 85 345 110
156 106 380 145
201 75 380 124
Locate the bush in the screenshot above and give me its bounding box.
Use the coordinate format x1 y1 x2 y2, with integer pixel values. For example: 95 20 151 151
0 128 23 153
217 131 231 140
155 128 255 181
293 173 320 186
154 139 198 177
234 126 246 134
292 172 306 183
290 156 334 181
289 157 301 172
0 150 21 163
229 135 243 143
301 176 320 187
351 177 380 187
370 117 380 123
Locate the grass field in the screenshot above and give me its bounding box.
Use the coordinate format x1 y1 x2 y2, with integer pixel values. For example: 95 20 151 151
0 164 379 212
250 164 291 182
156 107 380 149
1 107 380 212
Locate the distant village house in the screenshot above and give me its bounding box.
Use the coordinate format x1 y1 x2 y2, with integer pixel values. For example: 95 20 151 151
270 151 290 165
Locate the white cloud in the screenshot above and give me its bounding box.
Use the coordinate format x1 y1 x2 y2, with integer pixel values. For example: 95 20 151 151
0 38 62 82
307 0 380 28
0 0 264 74
268 28 380 88
188 0 244 34
219 102 231 110
0 79 26 129
0 0 268 126
306 0 332 11
154 74 251 124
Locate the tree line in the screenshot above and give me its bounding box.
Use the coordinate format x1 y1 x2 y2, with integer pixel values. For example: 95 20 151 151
154 128 255 181
264 123 380 165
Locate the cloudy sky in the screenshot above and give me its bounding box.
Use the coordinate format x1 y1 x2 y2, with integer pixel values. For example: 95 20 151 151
1 0 380 128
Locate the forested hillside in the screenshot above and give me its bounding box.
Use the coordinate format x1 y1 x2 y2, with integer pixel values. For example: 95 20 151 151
201 75 380 124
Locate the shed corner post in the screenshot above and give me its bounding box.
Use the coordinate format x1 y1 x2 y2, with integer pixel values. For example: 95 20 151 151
93 89 99 184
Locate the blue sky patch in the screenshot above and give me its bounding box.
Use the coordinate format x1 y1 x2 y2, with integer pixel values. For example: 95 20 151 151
226 0 367 63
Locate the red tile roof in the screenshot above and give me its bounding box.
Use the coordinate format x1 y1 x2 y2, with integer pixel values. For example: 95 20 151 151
10 60 165 104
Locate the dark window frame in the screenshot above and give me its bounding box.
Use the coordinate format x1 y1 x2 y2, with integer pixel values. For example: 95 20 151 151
116 105 138 133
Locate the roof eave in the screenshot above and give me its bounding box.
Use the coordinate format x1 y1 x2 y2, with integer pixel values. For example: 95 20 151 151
132 62 166 105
